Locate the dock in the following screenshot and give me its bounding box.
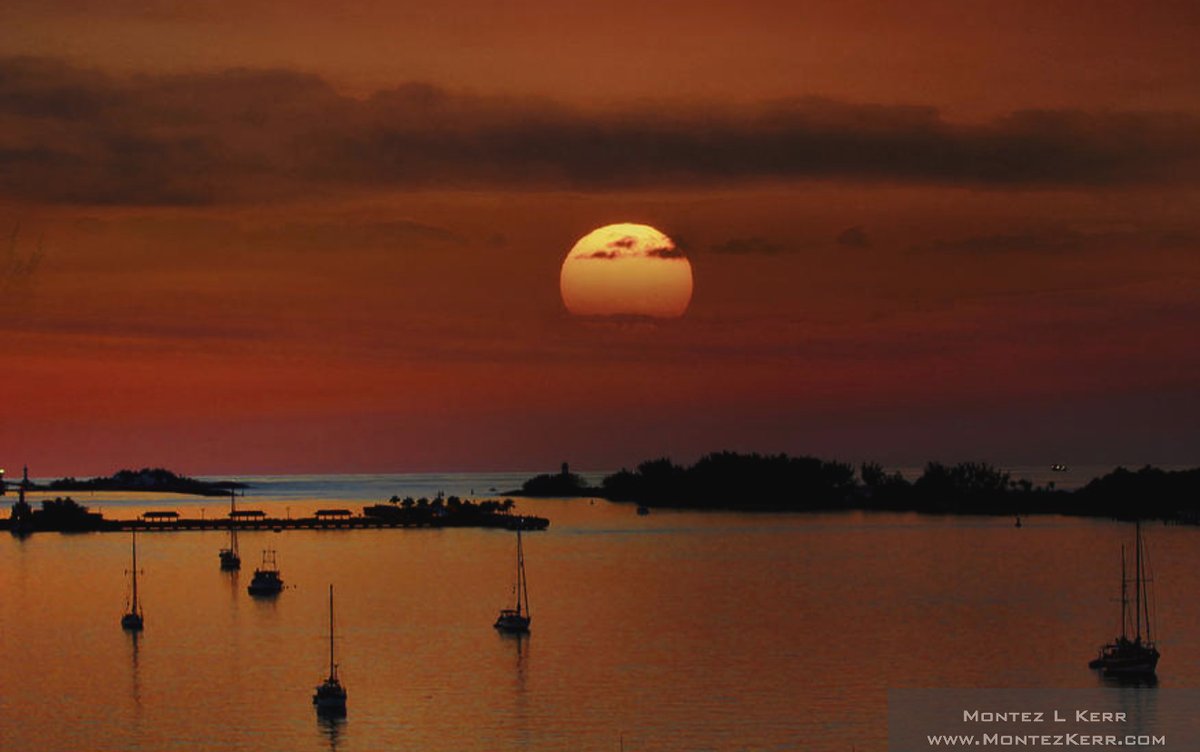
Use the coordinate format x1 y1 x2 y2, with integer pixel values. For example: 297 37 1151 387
105 513 548 533
2 497 550 535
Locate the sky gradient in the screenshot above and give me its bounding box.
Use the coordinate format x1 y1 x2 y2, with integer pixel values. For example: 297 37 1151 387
2 1 1198 475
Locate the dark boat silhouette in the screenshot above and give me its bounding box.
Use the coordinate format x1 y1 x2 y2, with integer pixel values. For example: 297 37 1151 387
1088 521 1159 675
121 530 144 631
219 489 241 571
248 549 284 596
494 525 531 633
313 584 348 716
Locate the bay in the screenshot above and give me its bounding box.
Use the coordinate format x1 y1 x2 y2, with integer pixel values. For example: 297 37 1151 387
2 472 1196 751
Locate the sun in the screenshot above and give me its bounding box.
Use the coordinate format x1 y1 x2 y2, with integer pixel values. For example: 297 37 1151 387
559 223 693 318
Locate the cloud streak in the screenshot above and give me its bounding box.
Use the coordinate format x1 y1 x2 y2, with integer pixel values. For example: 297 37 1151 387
2 56 1199 206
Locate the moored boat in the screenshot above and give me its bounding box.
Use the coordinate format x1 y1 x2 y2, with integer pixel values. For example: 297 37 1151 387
121 530 144 631
1088 521 1159 675
248 549 284 596
313 584 348 715
494 525 531 633
219 489 241 570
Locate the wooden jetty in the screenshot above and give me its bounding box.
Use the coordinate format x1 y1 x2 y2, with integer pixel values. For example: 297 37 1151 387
9 513 549 534
2 497 549 535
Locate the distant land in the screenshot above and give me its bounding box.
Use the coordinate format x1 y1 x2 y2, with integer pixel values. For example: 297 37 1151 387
44 468 246 497
516 453 1200 523
3 482 546 534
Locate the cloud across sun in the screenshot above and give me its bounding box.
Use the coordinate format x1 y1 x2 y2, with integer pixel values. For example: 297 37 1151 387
559 223 693 319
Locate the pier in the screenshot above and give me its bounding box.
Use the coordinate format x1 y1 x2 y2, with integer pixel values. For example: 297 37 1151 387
100 512 549 533
4 512 549 534
3 489 550 535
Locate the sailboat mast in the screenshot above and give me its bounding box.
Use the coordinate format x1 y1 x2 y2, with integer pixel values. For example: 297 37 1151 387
131 530 139 612
514 527 523 615
1140 523 1152 642
1120 544 1128 640
1134 520 1142 642
328 584 336 678
522 531 530 619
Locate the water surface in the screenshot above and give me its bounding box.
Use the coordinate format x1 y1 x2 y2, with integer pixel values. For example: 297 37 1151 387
2 474 1196 751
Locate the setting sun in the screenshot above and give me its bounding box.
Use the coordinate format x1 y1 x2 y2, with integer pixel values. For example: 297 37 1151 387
559 223 693 318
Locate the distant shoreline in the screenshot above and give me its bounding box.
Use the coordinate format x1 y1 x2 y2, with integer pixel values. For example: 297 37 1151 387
511 453 1200 523
42 468 247 497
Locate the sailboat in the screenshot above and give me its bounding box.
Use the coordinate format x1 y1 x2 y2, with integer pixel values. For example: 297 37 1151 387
313 584 348 715
247 549 284 596
1088 520 1159 675
494 525 531 633
121 530 145 631
219 489 241 570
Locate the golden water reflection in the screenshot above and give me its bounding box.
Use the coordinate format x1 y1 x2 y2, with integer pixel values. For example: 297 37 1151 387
3 501 1200 751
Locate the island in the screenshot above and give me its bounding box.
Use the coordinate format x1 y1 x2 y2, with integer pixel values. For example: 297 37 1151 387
513 452 1200 523
2 468 548 534
45 467 247 497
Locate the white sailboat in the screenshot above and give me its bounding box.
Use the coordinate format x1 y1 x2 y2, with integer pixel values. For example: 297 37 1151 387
494 526 531 633
313 584 348 715
121 530 144 631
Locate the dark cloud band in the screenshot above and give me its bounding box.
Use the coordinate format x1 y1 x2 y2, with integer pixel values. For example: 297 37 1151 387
2 56 1198 205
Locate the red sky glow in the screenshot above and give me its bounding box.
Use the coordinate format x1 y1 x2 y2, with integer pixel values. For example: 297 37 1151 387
1 2 1198 476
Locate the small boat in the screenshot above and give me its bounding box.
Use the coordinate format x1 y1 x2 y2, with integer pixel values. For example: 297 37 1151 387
121 530 144 631
494 525 531 633
1088 521 1159 675
218 536 241 570
636 505 650 516
313 584 348 715
219 490 241 570
247 549 284 596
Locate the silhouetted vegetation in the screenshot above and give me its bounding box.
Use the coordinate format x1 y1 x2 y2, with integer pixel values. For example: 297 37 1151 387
364 495 543 529
48 468 246 496
30 496 104 531
1071 466 1200 521
515 453 1200 522
603 452 855 511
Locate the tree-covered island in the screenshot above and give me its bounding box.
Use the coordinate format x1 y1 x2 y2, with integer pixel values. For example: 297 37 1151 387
46 468 247 496
516 452 1200 522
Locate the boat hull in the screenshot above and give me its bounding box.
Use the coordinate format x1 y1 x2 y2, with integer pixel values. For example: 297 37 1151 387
313 681 347 715
494 610 530 633
1089 641 1159 675
248 568 283 596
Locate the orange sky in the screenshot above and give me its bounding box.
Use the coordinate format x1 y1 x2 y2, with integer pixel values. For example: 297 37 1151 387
1 2 1198 475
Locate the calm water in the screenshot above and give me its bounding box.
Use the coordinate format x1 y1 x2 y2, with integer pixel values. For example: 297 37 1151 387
2 473 1198 751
